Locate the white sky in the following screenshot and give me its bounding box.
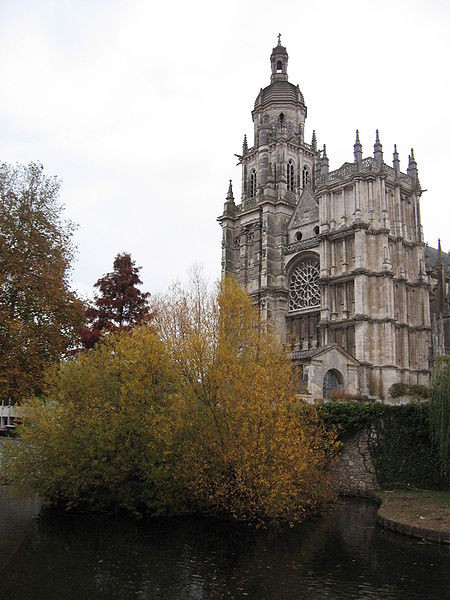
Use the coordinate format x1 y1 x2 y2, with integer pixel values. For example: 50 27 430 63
1 0 449 298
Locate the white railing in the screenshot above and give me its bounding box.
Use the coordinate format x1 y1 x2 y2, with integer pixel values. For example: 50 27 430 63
0 402 19 430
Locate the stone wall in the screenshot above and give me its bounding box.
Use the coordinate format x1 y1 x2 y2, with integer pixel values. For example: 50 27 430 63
330 428 378 495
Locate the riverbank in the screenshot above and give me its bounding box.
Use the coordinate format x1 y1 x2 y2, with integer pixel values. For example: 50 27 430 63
1 494 449 600
376 489 450 544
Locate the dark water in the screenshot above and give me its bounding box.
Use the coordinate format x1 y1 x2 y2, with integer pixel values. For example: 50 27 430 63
0 488 448 600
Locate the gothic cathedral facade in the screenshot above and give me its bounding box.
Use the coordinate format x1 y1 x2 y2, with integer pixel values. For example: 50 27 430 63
218 38 444 401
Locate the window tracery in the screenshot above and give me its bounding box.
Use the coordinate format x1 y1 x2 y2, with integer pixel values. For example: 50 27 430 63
289 258 320 310
287 160 294 191
250 169 257 197
302 166 309 188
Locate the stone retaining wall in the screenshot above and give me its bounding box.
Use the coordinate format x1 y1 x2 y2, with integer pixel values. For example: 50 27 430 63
330 428 378 495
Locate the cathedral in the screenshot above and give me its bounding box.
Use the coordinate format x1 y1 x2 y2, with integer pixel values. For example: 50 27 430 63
218 37 449 401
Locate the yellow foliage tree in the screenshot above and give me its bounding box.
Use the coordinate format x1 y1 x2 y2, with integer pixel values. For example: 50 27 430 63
4 274 339 523
3 327 183 516
157 274 339 523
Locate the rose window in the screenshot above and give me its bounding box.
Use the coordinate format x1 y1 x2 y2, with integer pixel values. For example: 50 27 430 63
289 259 320 310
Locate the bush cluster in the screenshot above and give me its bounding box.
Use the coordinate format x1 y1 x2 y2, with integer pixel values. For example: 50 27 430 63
389 382 430 399
3 278 339 524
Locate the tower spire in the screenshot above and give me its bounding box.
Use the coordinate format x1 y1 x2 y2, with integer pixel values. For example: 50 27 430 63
321 144 329 179
226 179 234 201
354 129 362 165
393 144 400 176
270 36 288 83
407 147 418 183
374 129 383 167
242 134 248 154
311 130 317 152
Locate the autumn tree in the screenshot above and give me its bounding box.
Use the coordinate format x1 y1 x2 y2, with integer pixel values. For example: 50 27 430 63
79 253 150 348
0 162 84 402
3 327 181 516
156 274 339 523
5 274 339 523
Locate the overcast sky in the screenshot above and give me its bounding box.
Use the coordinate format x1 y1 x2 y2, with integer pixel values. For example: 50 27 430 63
1 0 449 298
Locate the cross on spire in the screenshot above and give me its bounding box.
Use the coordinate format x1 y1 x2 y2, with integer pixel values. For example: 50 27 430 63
277 33 281 45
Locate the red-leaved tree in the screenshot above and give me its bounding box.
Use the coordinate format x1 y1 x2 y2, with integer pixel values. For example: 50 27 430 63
79 253 151 348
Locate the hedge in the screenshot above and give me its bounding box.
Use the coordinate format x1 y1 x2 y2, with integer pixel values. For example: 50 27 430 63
319 402 447 490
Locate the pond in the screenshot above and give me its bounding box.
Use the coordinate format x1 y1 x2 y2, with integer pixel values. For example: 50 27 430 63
0 485 448 600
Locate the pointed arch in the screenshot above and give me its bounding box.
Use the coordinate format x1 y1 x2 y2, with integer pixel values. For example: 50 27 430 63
287 159 295 192
250 169 257 198
302 165 310 188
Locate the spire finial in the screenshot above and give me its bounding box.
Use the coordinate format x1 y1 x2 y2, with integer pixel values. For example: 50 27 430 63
226 179 234 202
311 130 317 151
321 144 329 179
407 147 418 184
242 134 248 154
374 129 383 167
354 129 362 165
393 143 400 176
277 33 281 45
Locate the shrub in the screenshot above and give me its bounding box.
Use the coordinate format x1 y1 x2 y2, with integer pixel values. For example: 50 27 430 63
3 327 183 517
389 382 430 399
389 383 408 398
4 276 340 524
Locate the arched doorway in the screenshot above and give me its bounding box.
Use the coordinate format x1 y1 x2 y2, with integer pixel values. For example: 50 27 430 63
323 369 344 399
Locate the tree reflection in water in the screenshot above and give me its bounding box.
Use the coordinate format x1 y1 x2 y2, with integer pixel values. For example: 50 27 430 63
0 495 448 600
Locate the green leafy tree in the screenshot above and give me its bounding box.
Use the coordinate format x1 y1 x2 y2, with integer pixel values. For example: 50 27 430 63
0 162 84 402
429 355 450 478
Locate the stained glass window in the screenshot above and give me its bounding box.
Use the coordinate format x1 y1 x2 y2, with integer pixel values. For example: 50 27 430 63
289 258 320 310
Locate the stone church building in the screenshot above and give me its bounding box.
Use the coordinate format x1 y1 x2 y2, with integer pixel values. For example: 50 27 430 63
218 38 449 401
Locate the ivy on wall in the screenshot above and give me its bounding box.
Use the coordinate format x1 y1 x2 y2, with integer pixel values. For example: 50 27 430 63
319 402 448 490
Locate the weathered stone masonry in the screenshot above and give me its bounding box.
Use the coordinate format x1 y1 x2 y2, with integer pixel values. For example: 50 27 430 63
218 38 448 400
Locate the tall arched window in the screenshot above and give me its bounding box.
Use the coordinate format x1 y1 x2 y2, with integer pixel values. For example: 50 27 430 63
302 166 309 188
289 257 320 310
287 160 295 192
250 169 257 198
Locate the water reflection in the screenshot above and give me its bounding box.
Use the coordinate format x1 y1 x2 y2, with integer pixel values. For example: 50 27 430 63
0 486 41 560
0 491 448 600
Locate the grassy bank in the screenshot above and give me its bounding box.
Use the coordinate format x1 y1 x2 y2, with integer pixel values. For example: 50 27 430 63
377 489 449 542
